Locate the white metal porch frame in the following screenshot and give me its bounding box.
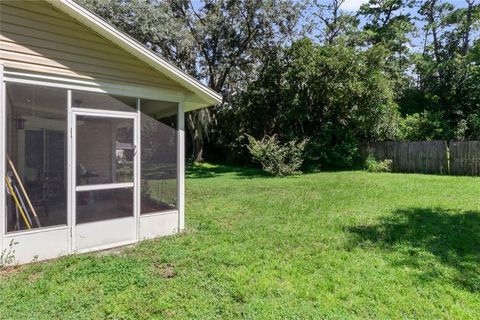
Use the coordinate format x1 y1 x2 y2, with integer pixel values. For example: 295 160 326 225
0 68 186 261
70 107 139 253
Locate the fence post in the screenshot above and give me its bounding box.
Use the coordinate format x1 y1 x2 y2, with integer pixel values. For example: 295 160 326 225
446 141 451 175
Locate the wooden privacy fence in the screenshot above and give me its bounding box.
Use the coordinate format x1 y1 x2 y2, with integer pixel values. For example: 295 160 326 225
449 141 480 175
359 140 480 176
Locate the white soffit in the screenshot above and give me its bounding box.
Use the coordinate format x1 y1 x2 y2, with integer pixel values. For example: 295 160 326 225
44 0 222 109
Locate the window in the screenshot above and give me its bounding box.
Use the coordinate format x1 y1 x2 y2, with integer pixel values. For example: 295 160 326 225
5 83 67 232
140 101 178 214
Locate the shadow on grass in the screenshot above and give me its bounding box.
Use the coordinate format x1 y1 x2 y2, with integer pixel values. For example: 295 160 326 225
186 163 269 179
348 208 480 292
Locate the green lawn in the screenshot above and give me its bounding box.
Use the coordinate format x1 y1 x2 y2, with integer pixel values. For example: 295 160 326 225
1 164 480 319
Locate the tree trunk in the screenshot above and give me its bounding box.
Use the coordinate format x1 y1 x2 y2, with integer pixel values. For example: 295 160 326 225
193 135 204 162
187 111 207 162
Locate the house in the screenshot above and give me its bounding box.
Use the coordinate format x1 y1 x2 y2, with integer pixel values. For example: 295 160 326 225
0 0 221 263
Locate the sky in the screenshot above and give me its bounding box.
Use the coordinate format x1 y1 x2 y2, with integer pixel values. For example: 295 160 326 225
315 0 470 15
340 0 369 11
338 0 468 11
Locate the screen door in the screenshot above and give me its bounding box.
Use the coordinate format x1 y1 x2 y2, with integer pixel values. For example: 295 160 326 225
72 111 137 251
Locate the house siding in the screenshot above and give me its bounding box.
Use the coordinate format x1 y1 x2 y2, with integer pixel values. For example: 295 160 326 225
0 1 181 90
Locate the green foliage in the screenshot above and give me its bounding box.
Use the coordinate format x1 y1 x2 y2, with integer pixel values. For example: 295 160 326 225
365 154 393 172
216 38 401 169
305 138 359 169
401 0 480 141
359 0 416 96
116 163 133 182
400 111 449 141
309 0 361 45
246 134 307 176
80 0 480 164
2 166 480 318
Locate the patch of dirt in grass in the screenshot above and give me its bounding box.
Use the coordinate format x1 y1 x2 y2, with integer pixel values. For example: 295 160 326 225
27 271 42 282
93 244 136 257
154 263 177 279
0 266 22 278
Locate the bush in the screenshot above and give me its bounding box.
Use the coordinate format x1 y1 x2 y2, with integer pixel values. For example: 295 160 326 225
247 134 307 176
399 111 448 141
305 138 359 170
365 154 392 173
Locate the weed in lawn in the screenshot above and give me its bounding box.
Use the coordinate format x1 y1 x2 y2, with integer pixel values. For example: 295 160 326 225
0 239 18 269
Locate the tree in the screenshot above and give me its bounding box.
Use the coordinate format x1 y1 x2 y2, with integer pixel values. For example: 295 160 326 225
310 0 359 45
411 0 480 139
360 0 416 49
359 0 417 98
80 0 302 161
219 38 401 168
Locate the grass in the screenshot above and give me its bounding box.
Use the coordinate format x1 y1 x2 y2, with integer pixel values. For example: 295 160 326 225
1 163 480 319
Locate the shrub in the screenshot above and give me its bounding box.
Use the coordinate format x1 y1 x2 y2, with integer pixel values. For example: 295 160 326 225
305 138 359 170
365 154 393 173
399 111 448 141
247 134 307 176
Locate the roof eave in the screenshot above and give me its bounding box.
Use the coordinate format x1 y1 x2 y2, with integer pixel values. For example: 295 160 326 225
45 0 222 109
